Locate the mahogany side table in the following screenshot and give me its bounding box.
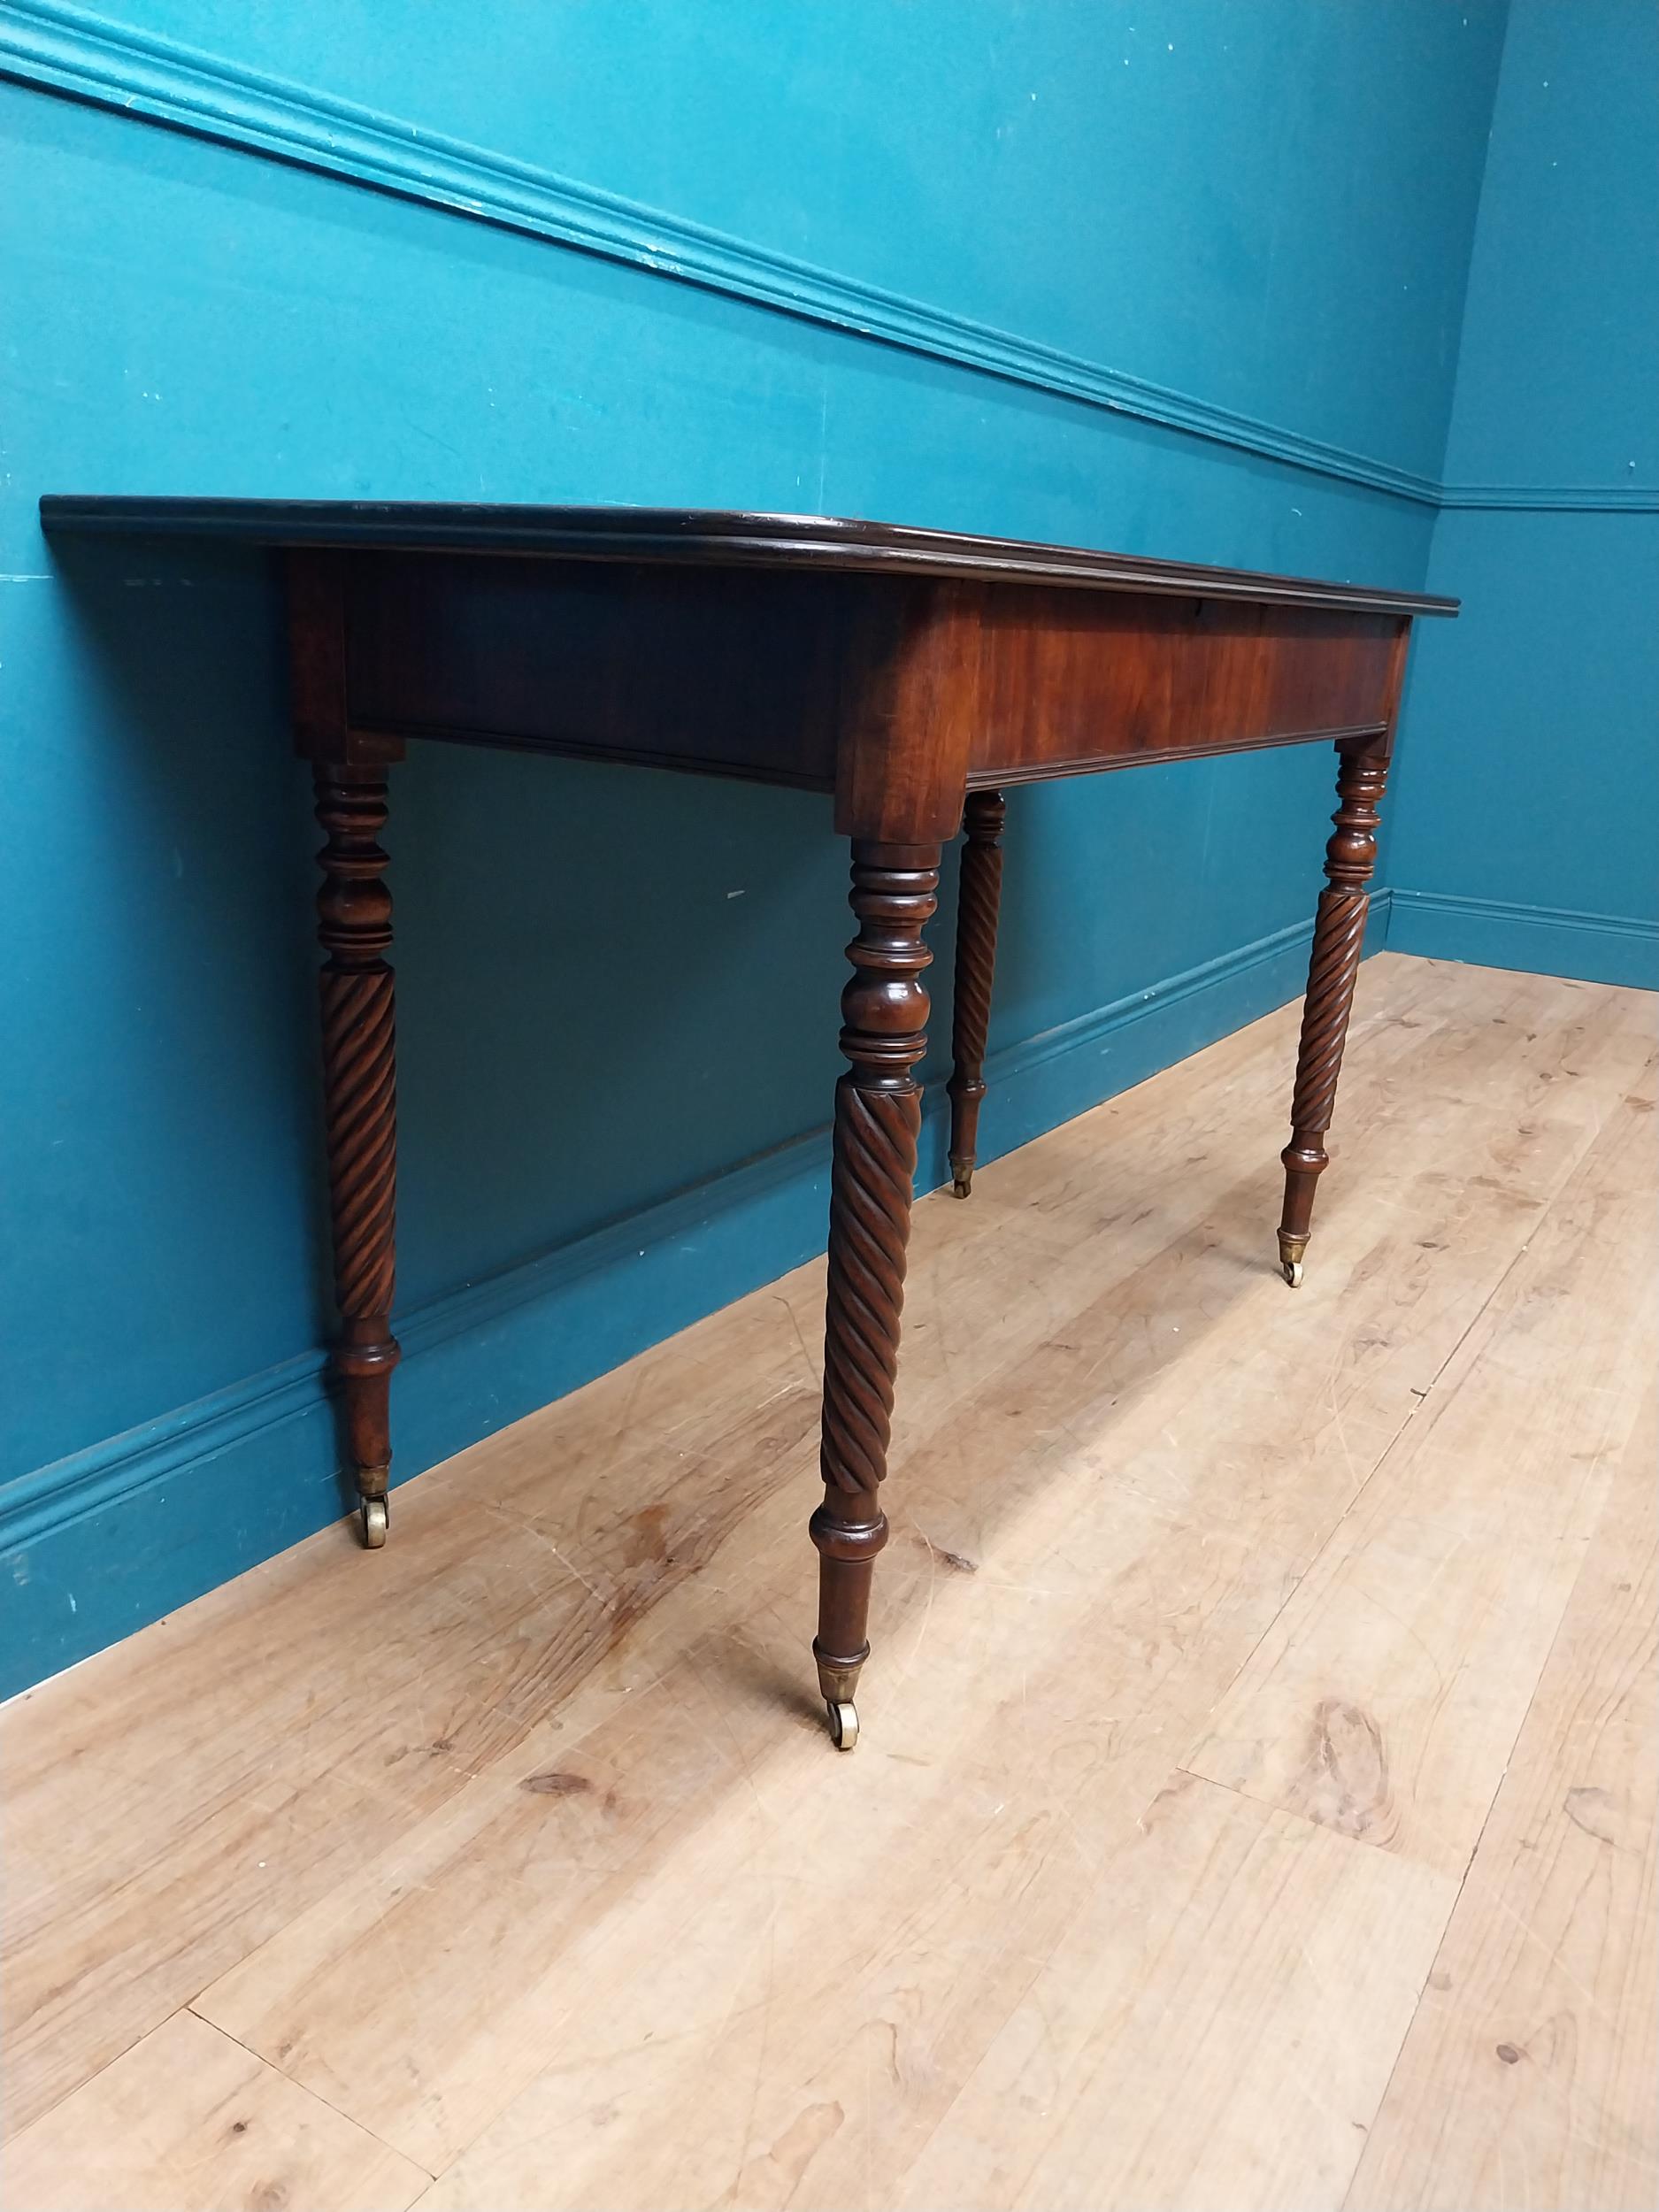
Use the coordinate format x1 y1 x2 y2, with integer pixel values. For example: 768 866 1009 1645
39 499 1457 1749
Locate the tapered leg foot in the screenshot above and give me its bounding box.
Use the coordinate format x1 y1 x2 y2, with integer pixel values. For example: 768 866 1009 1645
814 1547 872 1750
947 790 1005 1201
1278 746 1388 1286
811 842 939 1748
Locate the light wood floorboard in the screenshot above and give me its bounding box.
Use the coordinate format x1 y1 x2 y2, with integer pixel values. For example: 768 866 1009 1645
1186 1078 1656 1878
2 955 1651 2212
1345 1386 1658 2212
0 2009 428 2211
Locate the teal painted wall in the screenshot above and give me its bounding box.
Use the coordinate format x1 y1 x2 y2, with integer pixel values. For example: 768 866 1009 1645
1386 0 1659 986
0 3 1507 1694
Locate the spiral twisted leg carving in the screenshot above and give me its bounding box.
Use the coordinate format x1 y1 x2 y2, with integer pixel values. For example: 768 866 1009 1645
1289 891 1370 1134
1278 747 1389 1285
948 788 1006 1197
810 841 941 1735
314 770 400 1535
820 1084 920 1499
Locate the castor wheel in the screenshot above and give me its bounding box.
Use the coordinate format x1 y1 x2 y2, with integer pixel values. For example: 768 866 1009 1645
826 1699 859 1751
950 1171 973 1200
1282 1259 1305 1289
359 1494 389 1548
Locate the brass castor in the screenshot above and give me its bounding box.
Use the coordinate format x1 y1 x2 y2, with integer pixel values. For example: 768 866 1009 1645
950 1165 973 1199
826 1699 859 1751
1282 1258 1305 1289
1277 1233 1308 1290
359 1494 389 1548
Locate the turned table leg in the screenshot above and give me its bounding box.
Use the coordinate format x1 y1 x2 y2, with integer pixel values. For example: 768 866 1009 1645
810 841 941 1750
1278 743 1388 1287
947 788 1006 1198
314 768 400 1546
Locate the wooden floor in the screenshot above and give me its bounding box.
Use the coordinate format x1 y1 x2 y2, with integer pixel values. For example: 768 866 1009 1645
4 952 1654 2212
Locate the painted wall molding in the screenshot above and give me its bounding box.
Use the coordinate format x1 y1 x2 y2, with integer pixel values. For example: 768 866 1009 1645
0 902 1337 1697
1437 484 1659 511
0 0 1446 506
8 8 1647 523
1386 887 1659 990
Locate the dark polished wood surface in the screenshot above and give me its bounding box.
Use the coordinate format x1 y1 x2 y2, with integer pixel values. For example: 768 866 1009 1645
42 503 1454 831
40 495 1458 1748
40 497 1455 613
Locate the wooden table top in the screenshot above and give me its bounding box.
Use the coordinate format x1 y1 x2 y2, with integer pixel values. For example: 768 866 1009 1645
39 499 1456 618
